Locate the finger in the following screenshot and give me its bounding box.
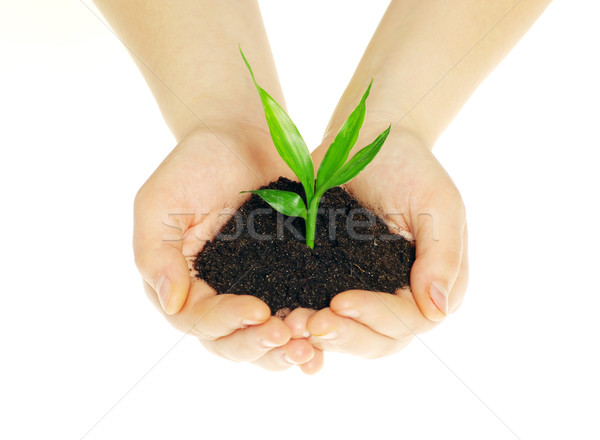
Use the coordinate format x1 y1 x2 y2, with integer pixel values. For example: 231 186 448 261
202 316 290 362
450 224 469 313
186 293 272 340
280 338 316 365
409 187 466 321
330 289 438 339
283 307 316 338
252 339 315 372
133 188 191 314
307 308 406 358
299 348 324 375
135 244 190 315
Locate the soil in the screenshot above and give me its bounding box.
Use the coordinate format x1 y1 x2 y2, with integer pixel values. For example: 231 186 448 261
194 177 415 315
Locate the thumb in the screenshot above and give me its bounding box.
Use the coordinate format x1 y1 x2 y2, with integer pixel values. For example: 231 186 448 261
134 244 190 315
409 191 466 321
133 191 191 315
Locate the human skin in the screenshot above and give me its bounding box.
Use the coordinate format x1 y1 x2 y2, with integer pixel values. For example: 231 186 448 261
95 0 323 373
96 0 551 367
134 126 322 372
288 129 468 358
285 0 551 358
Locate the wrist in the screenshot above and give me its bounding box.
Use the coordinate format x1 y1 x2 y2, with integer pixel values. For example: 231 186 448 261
320 119 432 161
180 118 287 177
323 90 435 152
171 97 271 141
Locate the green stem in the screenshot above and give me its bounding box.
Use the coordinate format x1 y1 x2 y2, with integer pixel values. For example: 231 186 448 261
305 194 322 249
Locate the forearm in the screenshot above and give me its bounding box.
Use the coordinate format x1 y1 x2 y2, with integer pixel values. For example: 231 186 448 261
325 0 551 148
94 0 283 142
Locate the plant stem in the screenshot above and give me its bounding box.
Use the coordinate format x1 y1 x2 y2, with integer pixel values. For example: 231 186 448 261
305 195 322 249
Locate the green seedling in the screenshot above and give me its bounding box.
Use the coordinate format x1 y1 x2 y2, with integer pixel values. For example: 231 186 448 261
240 48 390 249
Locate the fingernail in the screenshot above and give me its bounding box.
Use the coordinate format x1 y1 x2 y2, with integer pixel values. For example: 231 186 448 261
336 309 359 318
430 282 449 315
315 330 338 340
283 353 301 365
260 338 280 348
156 276 171 313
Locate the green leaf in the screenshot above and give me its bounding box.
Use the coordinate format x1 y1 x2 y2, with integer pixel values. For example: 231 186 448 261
319 125 391 192
240 48 315 201
316 80 372 191
241 189 307 220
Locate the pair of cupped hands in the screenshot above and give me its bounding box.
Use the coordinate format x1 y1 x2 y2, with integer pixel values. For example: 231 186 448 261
133 119 468 374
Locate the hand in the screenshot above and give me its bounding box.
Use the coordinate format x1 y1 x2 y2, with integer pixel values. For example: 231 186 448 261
133 125 324 373
286 128 468 358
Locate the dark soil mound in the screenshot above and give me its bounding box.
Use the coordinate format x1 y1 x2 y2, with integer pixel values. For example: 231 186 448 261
194 177 415 315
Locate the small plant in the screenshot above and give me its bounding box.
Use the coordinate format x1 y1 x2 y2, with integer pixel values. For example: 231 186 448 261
240 48 390 249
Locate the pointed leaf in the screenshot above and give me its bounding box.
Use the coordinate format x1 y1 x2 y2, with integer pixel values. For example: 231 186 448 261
240 48 314 200
241 189 307 220
319 125 390 192
316 80 372 190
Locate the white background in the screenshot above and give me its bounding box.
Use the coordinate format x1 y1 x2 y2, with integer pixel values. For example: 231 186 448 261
1 1 599 439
